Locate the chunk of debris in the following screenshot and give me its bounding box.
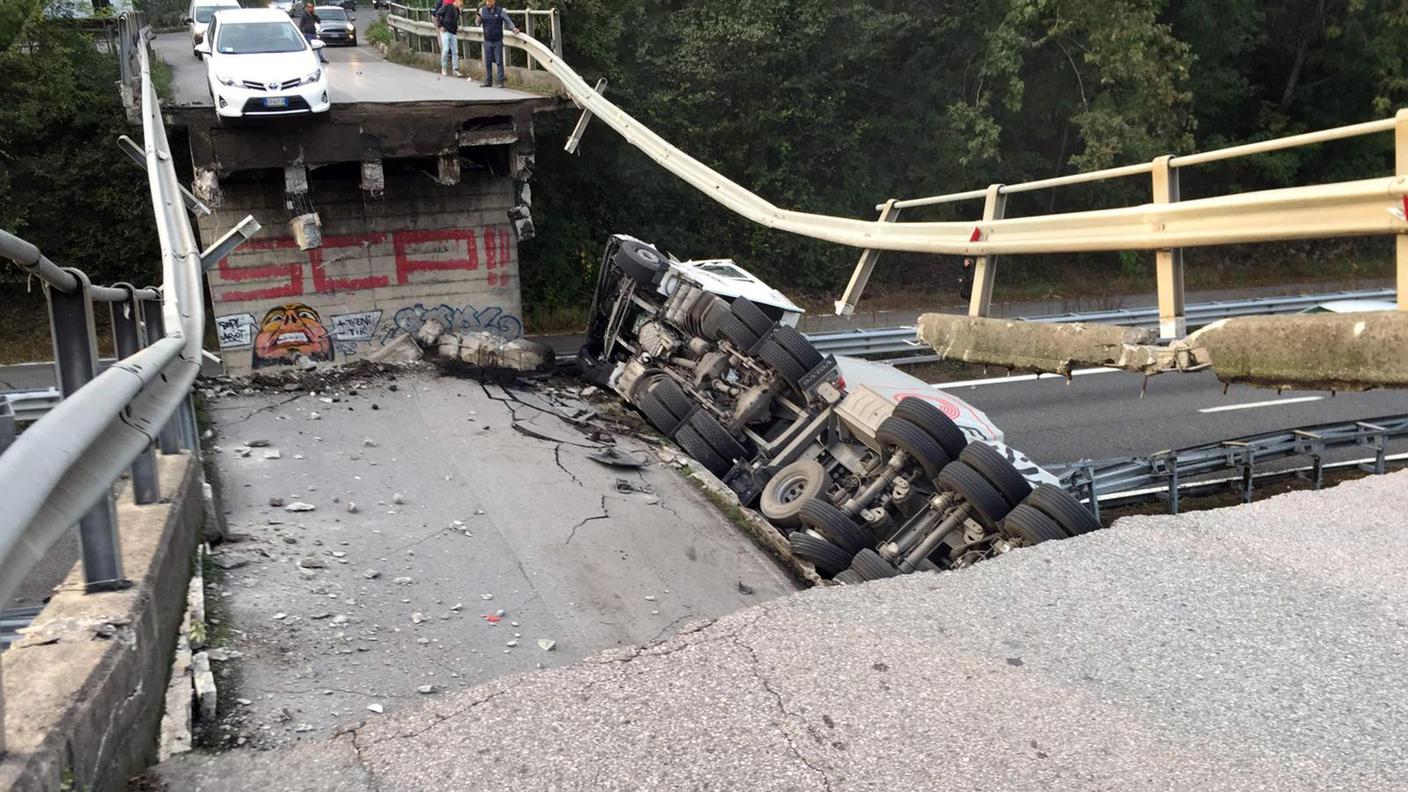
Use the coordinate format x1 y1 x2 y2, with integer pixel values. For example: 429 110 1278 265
245 439 271 448
347 502 360 514
268 496 286 508
366 703 384 714
364 569 381 580
589 448 647 469
263 450 282 460
537 639 556 652
366 333 423 364
411 612 426 625
393 576 414 585
393 493 406 505
481 593 494 600
298 557 326 570
286 502 317 512
417 684 435 694
362 438 377 448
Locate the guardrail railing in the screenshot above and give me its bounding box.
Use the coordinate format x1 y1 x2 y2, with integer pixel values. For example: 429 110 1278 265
383 2 562 72
0 11 244 755
840 115 1408 338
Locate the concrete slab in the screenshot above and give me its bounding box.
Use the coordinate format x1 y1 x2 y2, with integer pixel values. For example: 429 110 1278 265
192 370 796 748
149 469 1408 791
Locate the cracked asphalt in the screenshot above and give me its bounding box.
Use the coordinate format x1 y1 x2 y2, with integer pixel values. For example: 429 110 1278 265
149 469 1408 790
188 370 796 749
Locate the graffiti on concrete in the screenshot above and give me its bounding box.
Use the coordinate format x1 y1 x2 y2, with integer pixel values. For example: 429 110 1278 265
214 226 516 302
384 303 524 344
331 310 383 342
215 313 256 348
252 302 335 369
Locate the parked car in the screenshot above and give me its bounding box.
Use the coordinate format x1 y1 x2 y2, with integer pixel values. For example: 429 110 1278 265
187 0 241 59
269 0 294 12
371 0 389 8
195 8 331 119
336 0 357 10
313 5 356 46
580 234 1096 582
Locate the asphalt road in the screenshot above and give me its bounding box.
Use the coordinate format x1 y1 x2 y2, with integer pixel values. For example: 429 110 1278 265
195 370 796 748
938 367 1408 465
147 470 1408 791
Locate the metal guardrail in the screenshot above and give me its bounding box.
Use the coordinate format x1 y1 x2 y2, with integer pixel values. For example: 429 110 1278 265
1053 414 1408 519
0 11 235 754
383 3 563 71
802 287 1398 364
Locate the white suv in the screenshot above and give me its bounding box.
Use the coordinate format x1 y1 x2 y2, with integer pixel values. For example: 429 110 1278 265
188 0 241 59
195 8 330 119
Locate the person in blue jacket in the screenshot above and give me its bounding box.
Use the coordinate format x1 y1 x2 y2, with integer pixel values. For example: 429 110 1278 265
473 0 517 87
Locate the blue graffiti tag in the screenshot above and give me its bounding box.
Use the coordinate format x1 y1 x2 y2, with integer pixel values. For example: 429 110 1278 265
383 303 524 344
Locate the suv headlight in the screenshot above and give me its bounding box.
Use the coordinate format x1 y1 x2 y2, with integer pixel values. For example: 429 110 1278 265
216 73 237 87
301 68 322 85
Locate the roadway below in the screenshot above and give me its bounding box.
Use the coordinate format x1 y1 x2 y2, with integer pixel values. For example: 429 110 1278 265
193 369 795 748
146 470 1408 791
938 367 1408 466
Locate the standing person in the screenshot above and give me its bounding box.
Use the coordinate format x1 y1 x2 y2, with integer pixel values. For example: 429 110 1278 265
297 2 327 63
473 0 517 87
434 0 463 77
959 258 974 301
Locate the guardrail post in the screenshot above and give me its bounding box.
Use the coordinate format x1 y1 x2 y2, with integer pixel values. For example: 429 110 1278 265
550 8 562 58
524 14 535 69
179 394 199 451
1396 109 1408 312
111 284 160 505
834 199 902 315
141 291 183 455
1152 155 1186 338
47 268 125 590
967 184 1006 317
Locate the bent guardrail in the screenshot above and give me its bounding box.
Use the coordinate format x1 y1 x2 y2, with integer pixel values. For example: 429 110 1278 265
0 11 231 754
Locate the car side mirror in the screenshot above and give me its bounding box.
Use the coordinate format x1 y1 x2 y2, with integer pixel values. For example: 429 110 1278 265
195 41 211 55
183 16 192 23
310 39 326 49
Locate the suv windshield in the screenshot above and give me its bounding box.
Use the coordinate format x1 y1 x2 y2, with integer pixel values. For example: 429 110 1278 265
216 21 308 54
316 7 347 20
193 6 227 23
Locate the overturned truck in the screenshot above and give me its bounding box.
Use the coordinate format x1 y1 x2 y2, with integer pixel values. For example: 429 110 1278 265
579 235 1099 583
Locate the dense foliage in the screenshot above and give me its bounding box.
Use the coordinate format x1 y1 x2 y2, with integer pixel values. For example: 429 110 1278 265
0 0 162 286
518 0 1408 321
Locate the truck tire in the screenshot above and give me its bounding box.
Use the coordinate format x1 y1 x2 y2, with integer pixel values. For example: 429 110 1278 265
1000 503 1067 546
850 548 900 581
760 461 833 528
833 569 865 585
798 498 871 555
729 296 775 337
648 378 695 424
718 311 761 350
771 325 824 372
936 461 1010 531
699 297 729 341
613 239 665 284
893 397 968 460
788 532 853 577
1025 484 1101 537
686 410 747 466
674 425 730 478
757 338 809 388
876 417 950 480
636 390 684 437
958 442 1032 508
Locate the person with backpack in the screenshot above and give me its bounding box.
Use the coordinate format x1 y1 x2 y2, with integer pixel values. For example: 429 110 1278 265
473 0 517 87
434 0 464 77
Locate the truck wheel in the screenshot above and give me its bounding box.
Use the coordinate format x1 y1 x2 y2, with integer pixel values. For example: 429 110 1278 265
636 390 684 437
760 461 833 528
958 442 1032 508
729 296 775 337
788 532 853 577
613 239 665 284
648 378 695 423
699 297 729 341
686 410 747 467
674 425 730 478
875 417 950 480
893 397 968 460
833 569 865 585
757 338 808 388
718 311 760 350
1025 484 1101 537
850 548 900 580
771 325 823 372
1000 503 1067 546
798 498 871 555
936 461 1010 531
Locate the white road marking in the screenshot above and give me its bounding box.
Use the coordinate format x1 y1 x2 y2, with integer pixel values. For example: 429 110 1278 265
1198 396 1323 414
933 367 1121 389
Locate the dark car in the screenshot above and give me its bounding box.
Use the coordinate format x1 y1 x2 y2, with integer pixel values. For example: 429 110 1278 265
313 5 356 45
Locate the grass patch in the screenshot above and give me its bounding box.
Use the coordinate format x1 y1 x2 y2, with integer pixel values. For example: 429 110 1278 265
366 14 393 47
150 54 174 102
524 302 588 335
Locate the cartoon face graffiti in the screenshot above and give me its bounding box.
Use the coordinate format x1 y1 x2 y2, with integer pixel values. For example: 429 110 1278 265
252 303 334 369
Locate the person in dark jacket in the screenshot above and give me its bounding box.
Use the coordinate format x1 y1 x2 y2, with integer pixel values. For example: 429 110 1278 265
296 2 327 63
434 0 463 77
473 0 517 87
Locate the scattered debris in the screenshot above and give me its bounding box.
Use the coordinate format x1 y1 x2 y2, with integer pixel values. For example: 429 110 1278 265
366 703 384 714
298 557 326 570
393 493 406 505
589 448 648 469
364 569 381 580
411 612 426 625
268 496 285 508
537 639 557 652
393 576 414 585
285 502 316 512
737 581 755 596
263 450 282 460
245 439 271 448
417 685 435 694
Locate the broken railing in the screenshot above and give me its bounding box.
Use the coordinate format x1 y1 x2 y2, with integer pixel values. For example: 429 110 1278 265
383 3 563 73
0 11 251 756
1056 414 1408 518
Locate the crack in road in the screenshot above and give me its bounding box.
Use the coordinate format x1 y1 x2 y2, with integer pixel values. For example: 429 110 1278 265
554 443 584 487
212 393 306 425
729 628 837 792
564 495 610 545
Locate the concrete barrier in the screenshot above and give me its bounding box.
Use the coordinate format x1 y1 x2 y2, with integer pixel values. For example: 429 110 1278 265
0 454 203 792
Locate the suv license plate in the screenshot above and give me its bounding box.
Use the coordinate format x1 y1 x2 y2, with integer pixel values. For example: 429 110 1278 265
264 97 288 108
